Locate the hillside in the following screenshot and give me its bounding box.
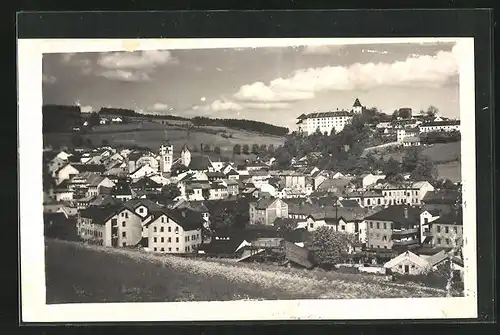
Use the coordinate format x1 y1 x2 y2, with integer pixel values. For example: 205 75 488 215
43 121 284 161
45 239 447 304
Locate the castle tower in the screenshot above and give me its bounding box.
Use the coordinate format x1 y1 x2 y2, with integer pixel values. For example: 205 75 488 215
353 98 363 114
159 130 173 173
181 143 191 168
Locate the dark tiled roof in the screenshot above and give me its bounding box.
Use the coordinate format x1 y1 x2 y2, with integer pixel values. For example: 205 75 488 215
123 198 164 213
420 120 460 127
353 98 362 107
79 205 123 224
149 208 203 231
431 210 463 226
339 199 362 208
130 176 163 189
188 156 212 171
253 197 277 210
364 205 421 229
422 190 460 204
113 181 133 195
206 171 225 178
71 163 105 173
297 113 307 120
304 110 354 119
89 194 123 207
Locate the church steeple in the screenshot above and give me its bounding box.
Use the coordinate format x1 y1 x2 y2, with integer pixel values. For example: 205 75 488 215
352 98 363 114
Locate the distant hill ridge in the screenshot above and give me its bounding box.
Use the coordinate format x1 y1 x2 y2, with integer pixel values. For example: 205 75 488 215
42 104 289 136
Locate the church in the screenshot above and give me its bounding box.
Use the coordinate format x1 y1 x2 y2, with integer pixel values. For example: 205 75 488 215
158 141 215 175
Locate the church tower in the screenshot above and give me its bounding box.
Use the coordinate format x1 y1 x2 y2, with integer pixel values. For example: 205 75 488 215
181 143 191 168
159 130 173 173
352 98 363 114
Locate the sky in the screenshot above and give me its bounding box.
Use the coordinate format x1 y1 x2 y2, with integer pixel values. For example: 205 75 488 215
42 41 461 130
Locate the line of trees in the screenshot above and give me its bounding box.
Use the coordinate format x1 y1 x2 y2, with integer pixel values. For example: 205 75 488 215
43 105 82 133
232 143 276 155
191 117 289 136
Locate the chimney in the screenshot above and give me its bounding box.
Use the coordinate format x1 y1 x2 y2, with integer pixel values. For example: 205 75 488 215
404 207 408 219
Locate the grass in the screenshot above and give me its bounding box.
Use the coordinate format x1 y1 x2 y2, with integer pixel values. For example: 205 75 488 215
45 239 448 304
43 122 285 157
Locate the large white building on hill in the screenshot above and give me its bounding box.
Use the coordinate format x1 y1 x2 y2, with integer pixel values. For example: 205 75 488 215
296 98 364 135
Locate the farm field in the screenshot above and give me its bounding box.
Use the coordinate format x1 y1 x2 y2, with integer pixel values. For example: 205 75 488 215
45 239 447 304
44 122 285 159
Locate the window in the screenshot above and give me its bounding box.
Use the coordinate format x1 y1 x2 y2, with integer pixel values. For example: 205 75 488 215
376 222 380 229
160 227 164 232
121 213 124 217
437 238 442 244
161 217 165 223
154 247 157 251
122 222 126 227
176 247 179 251
411 265 415 268
445 226 449 233
154 227 157 232
453 227 458 233
154 237 157 242
382 235 387 241
161 237 164 243
383 222 387 229
377 245 380 249
424 218 428 224
445 238 450 245
176 237 179 243
436 225 441 233
168 237 171 243
122 242 126 247
370 222 373 228
125 212 128 219
139 208 144 213
161 247 164 252
168 247 171 251
310 223 314 228
168 227 171 232
122 232 126 238
341 225 345 231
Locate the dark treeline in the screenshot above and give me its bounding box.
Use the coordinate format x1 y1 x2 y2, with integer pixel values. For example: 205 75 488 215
43 105 82 133
191 117 289 136
141 114 190 121
98 107 138 117
420 131 461 144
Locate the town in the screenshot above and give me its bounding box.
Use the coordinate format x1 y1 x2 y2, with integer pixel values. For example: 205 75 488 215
43 98 464 290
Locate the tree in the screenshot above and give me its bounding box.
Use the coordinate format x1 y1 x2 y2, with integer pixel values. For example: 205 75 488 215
411 155 437 181
267 144 275 153
71 133 84 147
204 144 211 152
102 139 110 147
383 157 402 178
427 105 439 117
233 144 241 155
171 164 188 176
87 112 99 127
202 188 210 200
251 144 260 155
401 147 421 173
214 146 221 154
242 144 250 155
259 144 267 153
85 138 93 148
161 184 181 200
310 227 356 268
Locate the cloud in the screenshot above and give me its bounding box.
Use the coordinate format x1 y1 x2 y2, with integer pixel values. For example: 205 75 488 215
152 103 174 111
97 69 151 82
231 45 461 106
200 98 293 113
234 81 314 102
362 49 389 54
200 97 206 102
207 100 244 112
97 50 177 70
42 74 57 84
302 45 343 55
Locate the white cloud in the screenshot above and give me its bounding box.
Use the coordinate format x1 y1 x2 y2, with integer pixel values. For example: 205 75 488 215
207 100 244 112
234 81 314 102
42 74 57 84
152 103 173 111
97 50 177 70
98 69 151 82
80 105 93 114
200 97 206 102
231 46 460 105
362 49 389 54
302 45 343 55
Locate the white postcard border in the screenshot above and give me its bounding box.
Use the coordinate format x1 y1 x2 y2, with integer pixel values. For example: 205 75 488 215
18 37 478 322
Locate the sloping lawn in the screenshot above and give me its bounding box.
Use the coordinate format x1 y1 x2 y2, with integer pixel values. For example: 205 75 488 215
45 239 447 304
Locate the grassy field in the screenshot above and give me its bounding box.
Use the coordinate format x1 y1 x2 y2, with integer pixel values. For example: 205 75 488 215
45 239 447 304
43 122 285 157
377 142 461 182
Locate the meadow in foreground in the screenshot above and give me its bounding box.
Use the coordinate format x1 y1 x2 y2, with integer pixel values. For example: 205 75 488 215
45 239 447 304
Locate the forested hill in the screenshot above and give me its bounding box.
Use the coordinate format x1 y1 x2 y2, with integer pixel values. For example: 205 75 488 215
42 105 289 136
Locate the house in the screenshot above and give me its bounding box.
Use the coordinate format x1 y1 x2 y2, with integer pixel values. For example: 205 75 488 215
426 249 464 273
111 117 123 123
225 169 240 180
283 172 307 191
130 176 163 193
53 163 80 185
112 179 134 201
419 120 460 133
403 136 421 147
364 205 422 252
222 179 239 197
375 181 435 206
315 178 353 195
171 199 210 225
206 171 225 182
209 182 228 200
145 208 203 253
77 199 162 247
257 182 278 198
187 156 214 172
249 197 289 225
43 203 77 217
396 128 419 143
54 182 74 202
383 250 430 275
296 109 355 135
130 164 158 180
85 175 115 198
183 180 212 201
420 209 463 249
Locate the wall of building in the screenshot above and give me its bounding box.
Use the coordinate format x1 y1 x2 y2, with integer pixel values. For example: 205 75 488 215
366 219 394 249
148 215 202 253
388 259 427 275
